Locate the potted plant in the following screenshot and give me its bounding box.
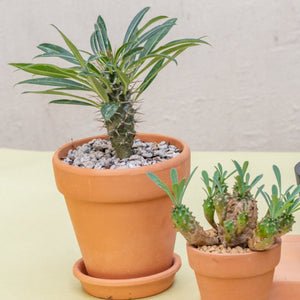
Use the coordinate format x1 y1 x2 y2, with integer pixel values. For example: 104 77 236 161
10 7 209 299
148 161 300 300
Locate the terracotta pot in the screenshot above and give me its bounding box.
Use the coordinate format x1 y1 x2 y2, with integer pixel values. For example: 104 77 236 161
52 133 190 280
186 239 281 300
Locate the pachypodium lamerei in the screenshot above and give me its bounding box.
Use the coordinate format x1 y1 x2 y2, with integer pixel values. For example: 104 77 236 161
148 161 300 251
10 7 208 159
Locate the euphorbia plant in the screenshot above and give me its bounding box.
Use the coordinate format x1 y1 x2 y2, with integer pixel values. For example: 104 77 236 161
10 7 208 159
148 161 300 251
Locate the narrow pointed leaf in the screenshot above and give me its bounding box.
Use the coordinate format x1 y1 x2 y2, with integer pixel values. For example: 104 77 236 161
133 20 177 49
182 167 198 197
10 63 78 78
201 170 210 187
250 174 263 188
49 99 94 106
137 58 164 94
52 24 86 67
154 38 210 53
96 15 112 51
170 168 178 185
90 32 100 54
94 25 106 53
147 172 175 204
16 77 92 90
23 89 99 106
273 165 282 194
113 41 134 64
123 7 150 44
140 18 177 58
136 15 168 37
88 76 109 101
36 43 80 65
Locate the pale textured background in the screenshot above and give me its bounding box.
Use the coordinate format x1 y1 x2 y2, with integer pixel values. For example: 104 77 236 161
1 0 300 151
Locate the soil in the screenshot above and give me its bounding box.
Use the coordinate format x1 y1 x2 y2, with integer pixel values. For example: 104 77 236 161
197 244 253 254
63 138 182 169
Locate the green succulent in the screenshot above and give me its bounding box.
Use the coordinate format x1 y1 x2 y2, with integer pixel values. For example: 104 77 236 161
249 165 300 250
10 7 208 159
148 161 300 251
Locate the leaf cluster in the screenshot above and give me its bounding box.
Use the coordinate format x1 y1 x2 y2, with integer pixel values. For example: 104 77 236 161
232 161 263 199
147 167 198 206
202 163 236 198
10 7 209 122
259 165 300 219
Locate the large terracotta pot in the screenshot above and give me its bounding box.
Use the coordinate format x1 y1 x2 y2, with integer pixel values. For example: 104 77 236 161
52 132 190 280
186 239 281 300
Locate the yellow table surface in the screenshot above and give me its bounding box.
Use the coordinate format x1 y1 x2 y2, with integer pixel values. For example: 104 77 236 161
1 149 299 300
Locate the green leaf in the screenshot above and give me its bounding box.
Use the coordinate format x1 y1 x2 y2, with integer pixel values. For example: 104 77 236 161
9 63 32 69
233 160 244 179
172 183 179 201
49 99 94 106
16 77 92 90
250 174 263 189
132 19 177 49
122 47 145 61
242 161 249 174
136 15 168 37
113 41 134 64
23 89 99 107
290 185 300 199
101 102 120 121
272 184 278 197
182 167 198 198
153 38 210 53
51 24 86 68
201 170 210 187
35 43 80 65
136 58 164 95
90 32 100 54
95 15 112 52
128 53 178 73
273 165 282 194
140 18 177 58
88 76 109 101
147 172 175 203
177 178 186 203
114 69 130 93
170 168 178 185
10 63 77 78
94 25 106 53
123 7 150 44
255 184 265 199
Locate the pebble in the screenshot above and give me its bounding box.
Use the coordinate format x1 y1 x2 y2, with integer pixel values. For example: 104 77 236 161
197 244 253 254
63 138 182 170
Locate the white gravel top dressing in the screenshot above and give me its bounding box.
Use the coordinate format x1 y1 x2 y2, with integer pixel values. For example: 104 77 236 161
63 138 182 169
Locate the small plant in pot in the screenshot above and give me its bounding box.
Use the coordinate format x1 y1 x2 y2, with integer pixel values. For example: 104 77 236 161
148 161 300 300
10 7 209 300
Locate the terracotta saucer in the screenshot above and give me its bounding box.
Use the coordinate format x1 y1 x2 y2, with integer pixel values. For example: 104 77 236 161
73 253 181 299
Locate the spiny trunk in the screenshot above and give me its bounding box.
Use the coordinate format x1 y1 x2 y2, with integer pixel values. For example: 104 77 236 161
172 204 219 247
105 88 136 159
183 227 220 247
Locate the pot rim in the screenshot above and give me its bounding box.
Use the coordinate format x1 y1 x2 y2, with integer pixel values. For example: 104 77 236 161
186 238 281 257
52 132 190 177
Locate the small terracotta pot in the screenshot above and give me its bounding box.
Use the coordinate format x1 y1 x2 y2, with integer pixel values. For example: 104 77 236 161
52 133 190 280
186 239 281 300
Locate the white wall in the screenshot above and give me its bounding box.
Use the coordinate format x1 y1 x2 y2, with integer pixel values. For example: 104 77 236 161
1 0 300 151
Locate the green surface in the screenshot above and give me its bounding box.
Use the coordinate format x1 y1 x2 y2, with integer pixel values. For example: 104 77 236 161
0 149 299 299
